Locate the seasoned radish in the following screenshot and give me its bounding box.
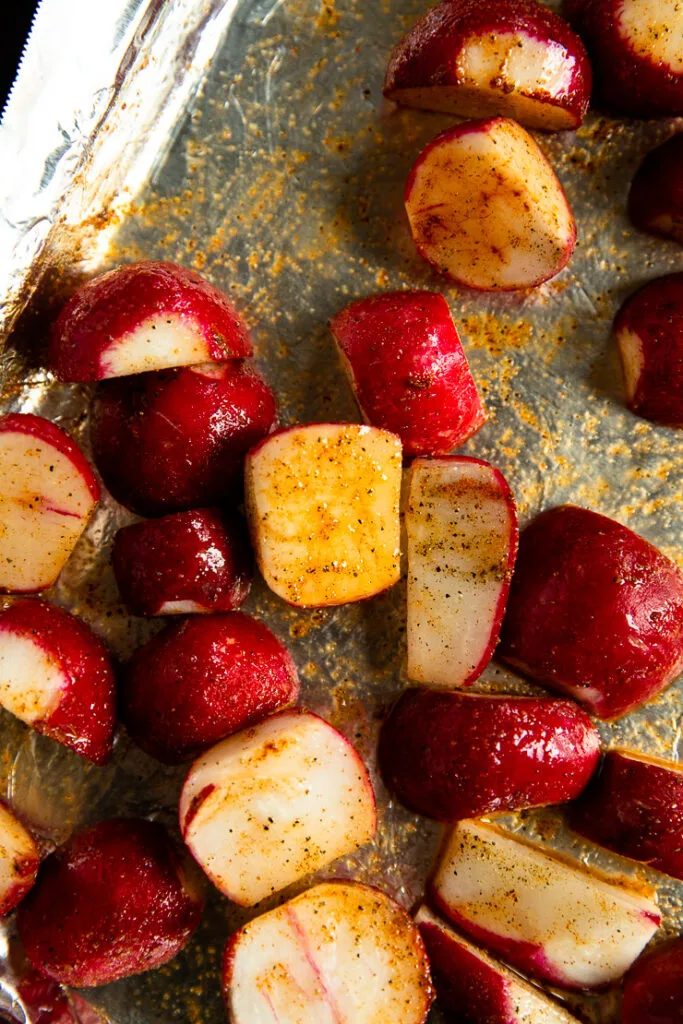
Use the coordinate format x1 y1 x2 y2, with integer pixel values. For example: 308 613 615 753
179 710 376 906
384 0 591 131
17 818 205 987
404 117 576 291
0 801 39 917
330 292 486 457
14 972 107 1024
564 0 683 117
122 612 299 764
224 881 433 1023
430 819 661 990
245 424 402 607
0 598 116 764
498 505 683 719
379 689 599 821
406 457 518 687
416 906 582 1024
614 273 683 427
49 261 251 381
569 749 683 880
91 362 277 516
629 134 683 245
112 508 252 616
0 413 99 593
622 939 683 1024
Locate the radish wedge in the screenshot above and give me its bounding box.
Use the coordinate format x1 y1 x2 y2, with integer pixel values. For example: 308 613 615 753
0 802 38 918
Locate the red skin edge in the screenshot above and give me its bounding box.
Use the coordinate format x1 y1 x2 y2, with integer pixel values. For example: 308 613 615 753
179 707 377 836
0 413 100 504
0 599 116 765
569 750 683 880
330 292 486 457
622 939 683 1024
614 272 683 427
385 0 592 129
404 117 577 292
563 0 683 118
628 135 683 244
15 972 108 1024
222 879 434 1020
50 261 252 382
379 689 599 821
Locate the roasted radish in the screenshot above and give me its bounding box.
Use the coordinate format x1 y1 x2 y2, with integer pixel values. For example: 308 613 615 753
50 261 251 381
404 117 576 291
179 710 376 906
430 819 661 990
330 291 485 457
0 801 38 918
0 414 99 594
629 134 683 245
245 424 402 607
406 457 518 687
622 939 683 1024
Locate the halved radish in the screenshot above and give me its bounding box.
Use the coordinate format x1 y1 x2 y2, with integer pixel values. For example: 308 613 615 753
622 939 683 1024
430 819 661 990
224 882 433 1023
384 0 592 131
629 134 683 245
245 424 402 607
179 710 376 906
0 801 39 918
50 261 252 381
404 117 576 291
416 906 582 1023
407 457 518 688
0 597 116 764
0 413 99 594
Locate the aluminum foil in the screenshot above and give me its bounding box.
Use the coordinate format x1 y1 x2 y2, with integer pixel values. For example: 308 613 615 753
2 0 683 1021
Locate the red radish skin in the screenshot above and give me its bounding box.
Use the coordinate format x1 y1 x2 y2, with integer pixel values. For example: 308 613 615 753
385 0 591 131
498 505 683 719
379 689 600 822
121 612 299 764
569 749 683 880
416 907 582 1024
112 508 252 616
0 800 39 917
622 940 683 1024
17 818 205 987
629 134 683 245
0 598 116 765
329 292 486 457
0 413 100 594
223 882 433 1024
404 117 576 291
406 456 518 688
91 362 277 516
430 819 661 991
13 973 107 1024
49 261 252 381
614 273 683 427
564 0 683 117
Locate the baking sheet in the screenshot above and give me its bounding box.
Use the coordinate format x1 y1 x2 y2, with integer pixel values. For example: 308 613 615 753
2 0 683 1021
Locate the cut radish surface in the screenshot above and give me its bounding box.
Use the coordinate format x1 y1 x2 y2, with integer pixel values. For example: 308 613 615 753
407 457 518 688
0 801 39 918
0 414 99 594
430 819 661 990
224 882 433 1024
50 261 252 381
245 424 402 607
0 598 116 764
404 117 576 291
417 906 582 1024
179 710 376 906
384 0 591 131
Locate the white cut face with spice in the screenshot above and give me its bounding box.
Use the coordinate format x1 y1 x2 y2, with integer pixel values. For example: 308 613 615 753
0 801 39 918
406 457 518 688
224 882 433 1024
431 819 661 990
179 710 376 906
245 423 402 607
617 0 683 73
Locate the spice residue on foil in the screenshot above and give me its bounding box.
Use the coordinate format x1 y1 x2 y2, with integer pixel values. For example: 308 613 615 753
2 0 683 1022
